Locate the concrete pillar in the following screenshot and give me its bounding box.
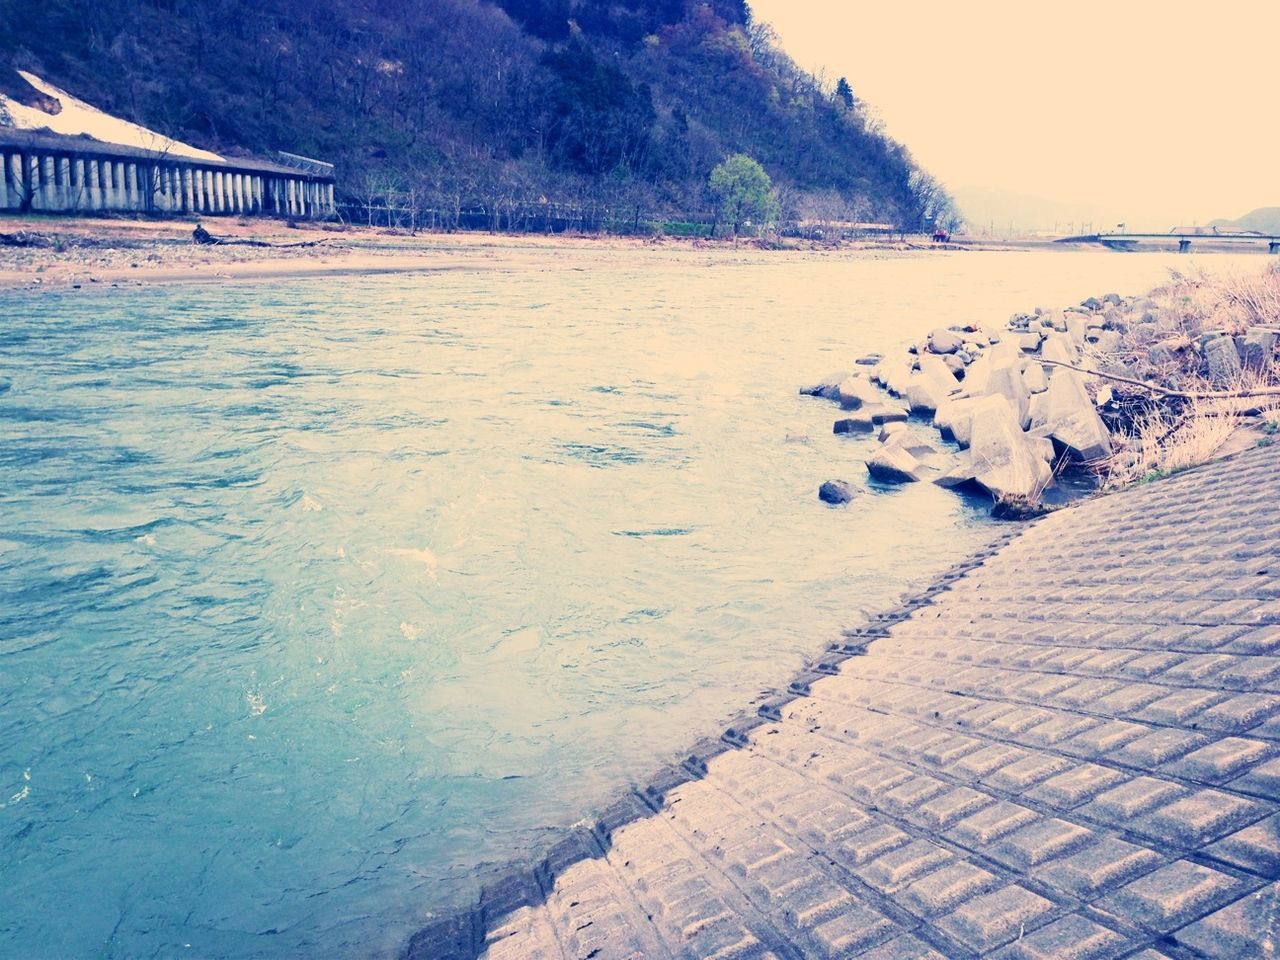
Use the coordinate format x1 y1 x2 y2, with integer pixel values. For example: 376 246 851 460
235 172 246 213
216 171 228 213
116 162 128 211
0 152 11 210
85 158 100 209
70 158 85 211
42 155 57 209
28 154 45 211
326 182 335 214
194 168 206 212
181 167 194 213
98 159 114 209
10 153 27 209
54 156 70 209
124 162 138 211
1178 239 1191 254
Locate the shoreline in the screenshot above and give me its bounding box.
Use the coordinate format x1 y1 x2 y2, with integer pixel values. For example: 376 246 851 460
6 214 1269 295
409 440 1280 960
0 214 925 293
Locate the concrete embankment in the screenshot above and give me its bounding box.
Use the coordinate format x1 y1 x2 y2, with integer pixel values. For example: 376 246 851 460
408 441 1280 959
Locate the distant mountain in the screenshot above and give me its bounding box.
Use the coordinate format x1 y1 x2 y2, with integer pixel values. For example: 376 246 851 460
1208 207 1280 234
952 185 1117 237
0 0 947 230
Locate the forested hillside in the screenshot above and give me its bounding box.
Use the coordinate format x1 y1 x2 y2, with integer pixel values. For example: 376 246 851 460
0 0 955 232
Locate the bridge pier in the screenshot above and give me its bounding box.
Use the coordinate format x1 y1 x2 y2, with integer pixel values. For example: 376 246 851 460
1270 242 1279 255
1178 239 1191 253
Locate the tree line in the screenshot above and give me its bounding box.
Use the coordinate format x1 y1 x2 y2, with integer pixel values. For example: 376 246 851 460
0 0 959 234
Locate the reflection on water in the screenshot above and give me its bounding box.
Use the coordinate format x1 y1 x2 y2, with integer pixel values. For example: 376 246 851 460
0 251 1247 957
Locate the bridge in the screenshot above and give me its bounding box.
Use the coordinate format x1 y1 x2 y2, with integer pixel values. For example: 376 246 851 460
1061 231 1280 254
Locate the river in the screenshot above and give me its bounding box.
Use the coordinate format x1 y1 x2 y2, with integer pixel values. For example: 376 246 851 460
0 249 1256 957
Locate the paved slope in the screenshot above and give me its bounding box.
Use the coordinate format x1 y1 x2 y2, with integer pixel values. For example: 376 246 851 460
412 443 1280 960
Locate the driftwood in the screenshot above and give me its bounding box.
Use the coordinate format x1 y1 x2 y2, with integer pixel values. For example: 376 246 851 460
192 225 329 249
0 231 54 248
1038 357 1280 403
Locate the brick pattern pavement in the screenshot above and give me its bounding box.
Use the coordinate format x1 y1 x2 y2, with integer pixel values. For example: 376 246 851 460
408 443 1280 959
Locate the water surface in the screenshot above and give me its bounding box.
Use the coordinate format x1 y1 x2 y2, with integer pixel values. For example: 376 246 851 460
0 250 1248 957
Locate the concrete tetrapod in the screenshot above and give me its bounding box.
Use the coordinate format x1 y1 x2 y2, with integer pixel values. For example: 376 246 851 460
966 393 1052 500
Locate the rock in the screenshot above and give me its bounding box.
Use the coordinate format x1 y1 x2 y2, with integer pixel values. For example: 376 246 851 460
1040 311 1068 333
800 372 849 399
956 349 974 365
1081 296 1102 310
835 375 880 410
1096 386 1114 407
1241 328 1277 373
967 395 1051 500
986 330 1002 345
878 359 915 397
1050 408 1113 462
866 445 925 484
819 480 856 504
869 405 910 424
935 396 980 448
933 451 976 489
1040 333 1077 365
1023 361 1048 394
1203 334 1243 385
1042 367 1112 461
878 421 906 442
1102 292 1122 306
986 358 1032 429
942 354 966 377
905 355 960 415
1148 341 1180 366
1008 312 1034 330
1028 389 1050 431
834 416 874 434
1094 330 1123 354
1028 435 1056 463
855 353 883 366
1066 316 1088 347
928 329 963 354
1018 332 1042 352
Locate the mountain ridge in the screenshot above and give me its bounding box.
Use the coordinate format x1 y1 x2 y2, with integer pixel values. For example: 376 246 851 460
0 0 953 230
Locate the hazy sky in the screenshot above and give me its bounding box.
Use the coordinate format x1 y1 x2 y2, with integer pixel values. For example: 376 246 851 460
747 0 1280 229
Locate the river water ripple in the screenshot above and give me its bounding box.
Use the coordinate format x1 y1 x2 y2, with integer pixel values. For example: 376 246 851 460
0 251 1247 957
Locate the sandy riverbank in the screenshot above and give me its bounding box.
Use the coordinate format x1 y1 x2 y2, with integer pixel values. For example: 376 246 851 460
0 215 954 293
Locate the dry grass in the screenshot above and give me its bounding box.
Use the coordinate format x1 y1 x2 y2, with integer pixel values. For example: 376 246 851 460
1151 262 1280 338
1103 368 1280 489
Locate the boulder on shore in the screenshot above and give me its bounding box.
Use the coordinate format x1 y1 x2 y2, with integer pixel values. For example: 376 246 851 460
819 480 856 504
866 444 926 484
1241 328 1277 373
928 329 963 354
834 415 874 434
1042 367 1112 461
1204 334 1243 386
967 394 1051 500
800 372 849 400
905 355 960 415
835 375 881 410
